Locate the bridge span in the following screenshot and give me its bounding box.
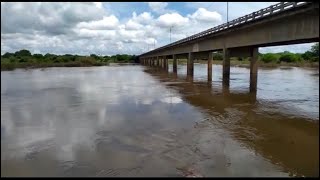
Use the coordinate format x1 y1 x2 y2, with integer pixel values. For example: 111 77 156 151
138 2 319 93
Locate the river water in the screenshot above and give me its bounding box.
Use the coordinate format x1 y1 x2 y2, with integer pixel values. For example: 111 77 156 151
1 64 319 177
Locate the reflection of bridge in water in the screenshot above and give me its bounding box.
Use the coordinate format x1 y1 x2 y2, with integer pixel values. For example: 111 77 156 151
144 68 319 177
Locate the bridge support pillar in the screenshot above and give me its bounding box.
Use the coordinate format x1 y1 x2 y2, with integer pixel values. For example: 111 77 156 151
208 52 213 82
164 56 168 71
166 56 169 71
162 56 165 69
173 54 177 73
223 48 230 87
157 56 160 67
187 52 194 77
152 57 155 67
250 47 258 93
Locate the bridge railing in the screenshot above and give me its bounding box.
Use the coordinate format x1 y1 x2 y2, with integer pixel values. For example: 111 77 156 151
141 2 309 56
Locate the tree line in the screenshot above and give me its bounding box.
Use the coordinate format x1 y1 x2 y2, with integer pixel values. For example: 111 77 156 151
211 43 319 63
1 50 138 70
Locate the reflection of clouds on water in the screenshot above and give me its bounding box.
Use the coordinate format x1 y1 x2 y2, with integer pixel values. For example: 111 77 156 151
2 65 316 176
160 97 183 104
1 66 189 165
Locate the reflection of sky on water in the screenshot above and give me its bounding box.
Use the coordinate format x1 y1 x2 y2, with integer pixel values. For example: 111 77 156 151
1 65 317 176
1 66 200 163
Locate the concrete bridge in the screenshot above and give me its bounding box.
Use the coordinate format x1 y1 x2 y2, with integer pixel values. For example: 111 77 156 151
138 2 319 93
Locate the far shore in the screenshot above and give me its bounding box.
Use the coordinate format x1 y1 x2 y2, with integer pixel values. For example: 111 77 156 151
2 60 319 71
166 59 319 68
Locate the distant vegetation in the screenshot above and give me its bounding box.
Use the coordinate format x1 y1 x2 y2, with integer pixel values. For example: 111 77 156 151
199 43 319 67
210 43 319 63
1 43 318 70
260 43 319 63
1 50 138 71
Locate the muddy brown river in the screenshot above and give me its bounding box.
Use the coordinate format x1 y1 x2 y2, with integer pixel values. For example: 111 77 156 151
1 64 319 177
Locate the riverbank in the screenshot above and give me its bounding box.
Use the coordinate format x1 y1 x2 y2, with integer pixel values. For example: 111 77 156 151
167 59 319 68
0 62 143 71
3 60 318 71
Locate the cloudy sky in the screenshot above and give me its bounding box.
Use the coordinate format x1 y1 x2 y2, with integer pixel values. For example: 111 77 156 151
1 2 316 56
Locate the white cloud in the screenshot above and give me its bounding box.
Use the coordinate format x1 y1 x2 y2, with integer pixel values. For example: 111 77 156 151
132 12 154 25
76 15 119 30
125 19 143 30
157 13 189 28
188 8 222 23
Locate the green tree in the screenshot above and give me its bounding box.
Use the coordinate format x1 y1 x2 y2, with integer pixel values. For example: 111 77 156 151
90 54 99 59
279 52 301 63
311 43 319 56
261 53 279 63
212 52 223 60
2 52 14 58
33 54 43 59
14 49 32 57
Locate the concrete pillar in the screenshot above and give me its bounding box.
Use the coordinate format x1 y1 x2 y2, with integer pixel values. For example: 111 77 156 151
187 52 194 76
165 56 169 71
250 47 258 93
208 52 213 82
173 54 177 73
157 56 160 67
222 48 230 87
163 56 168 71
163 57 165 68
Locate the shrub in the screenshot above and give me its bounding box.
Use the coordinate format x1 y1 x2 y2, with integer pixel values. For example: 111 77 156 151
302 51 314 61
77 56 95 66
212 52 223 60
279 53 300 63
261 53 279 63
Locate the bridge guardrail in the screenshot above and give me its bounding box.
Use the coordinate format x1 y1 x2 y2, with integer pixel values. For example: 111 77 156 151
140 2 310 56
